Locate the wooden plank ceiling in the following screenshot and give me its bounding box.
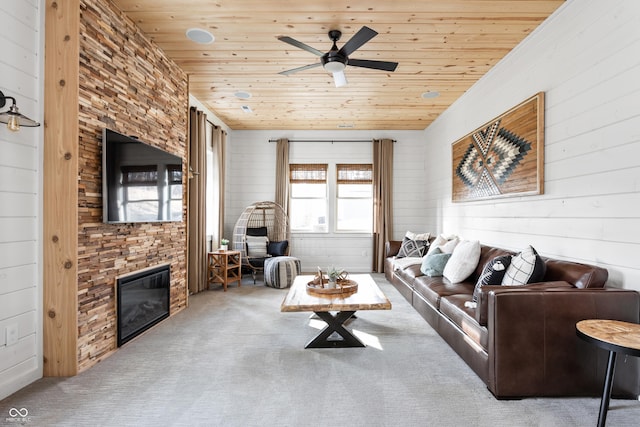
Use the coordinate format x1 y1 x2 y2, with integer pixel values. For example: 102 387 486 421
111 0 564 130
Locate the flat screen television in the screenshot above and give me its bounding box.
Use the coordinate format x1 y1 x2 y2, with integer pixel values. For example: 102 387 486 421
102 128 183 223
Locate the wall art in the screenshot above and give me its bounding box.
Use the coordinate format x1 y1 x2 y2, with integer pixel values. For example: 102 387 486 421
452 92 544 202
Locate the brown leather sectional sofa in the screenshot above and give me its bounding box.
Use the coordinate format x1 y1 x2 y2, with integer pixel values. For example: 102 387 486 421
385 240 640 398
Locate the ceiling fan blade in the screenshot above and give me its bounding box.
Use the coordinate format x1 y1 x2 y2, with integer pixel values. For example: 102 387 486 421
333 71 348 87
279 62 322 75
348 59 398 72
277 36 324 57
339 26 378 56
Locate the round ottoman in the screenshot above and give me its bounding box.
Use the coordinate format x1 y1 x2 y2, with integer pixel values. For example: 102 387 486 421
264 256 301 288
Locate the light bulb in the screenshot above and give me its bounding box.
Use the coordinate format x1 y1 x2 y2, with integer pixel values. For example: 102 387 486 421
7 115 20 132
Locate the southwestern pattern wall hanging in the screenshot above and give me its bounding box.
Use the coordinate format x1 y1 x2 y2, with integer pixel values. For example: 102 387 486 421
452 92 544 202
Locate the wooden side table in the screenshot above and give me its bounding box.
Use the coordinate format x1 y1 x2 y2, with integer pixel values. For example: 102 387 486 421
207 250 241 291
576 319 640 427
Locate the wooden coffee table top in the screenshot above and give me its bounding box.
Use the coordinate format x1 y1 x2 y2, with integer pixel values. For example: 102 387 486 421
281 274 392 313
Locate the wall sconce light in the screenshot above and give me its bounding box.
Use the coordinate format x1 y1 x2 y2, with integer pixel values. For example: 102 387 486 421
188 166 200 179
0 90 40 132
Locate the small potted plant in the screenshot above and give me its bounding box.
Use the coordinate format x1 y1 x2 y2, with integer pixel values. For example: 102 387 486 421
220 238 229 251
326 266 344 289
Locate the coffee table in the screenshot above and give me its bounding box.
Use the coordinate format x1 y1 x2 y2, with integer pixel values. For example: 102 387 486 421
281 274 391 348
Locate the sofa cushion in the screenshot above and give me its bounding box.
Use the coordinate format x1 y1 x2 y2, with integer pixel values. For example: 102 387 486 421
543 258 608 289
396 263 423 283
413 276 475 309
420 248 451 277
440 294 489 350
392 256 424 271
443 240 481 283
397 236 429 258
472 255 512 302
502 245 546 285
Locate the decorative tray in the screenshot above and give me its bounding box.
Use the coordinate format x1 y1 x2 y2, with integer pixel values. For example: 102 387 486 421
306 279 358 295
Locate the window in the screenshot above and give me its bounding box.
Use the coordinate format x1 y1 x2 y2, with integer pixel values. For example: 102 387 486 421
289 164 328 232
336 164 373 232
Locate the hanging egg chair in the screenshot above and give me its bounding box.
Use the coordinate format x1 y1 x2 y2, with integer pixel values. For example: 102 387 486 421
231 201 290 282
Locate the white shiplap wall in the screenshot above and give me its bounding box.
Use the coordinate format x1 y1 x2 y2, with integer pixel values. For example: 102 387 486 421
227 130 426 272
422 0 640 291
0 1 43 400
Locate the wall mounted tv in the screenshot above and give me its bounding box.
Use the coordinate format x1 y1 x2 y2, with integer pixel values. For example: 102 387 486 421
102 128 183 223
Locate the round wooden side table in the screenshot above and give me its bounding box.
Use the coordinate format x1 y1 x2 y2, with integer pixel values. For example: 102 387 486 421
576 319 640 427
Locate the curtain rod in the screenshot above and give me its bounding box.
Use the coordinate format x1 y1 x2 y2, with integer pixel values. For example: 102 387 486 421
206 119 227 135
268 139 396 143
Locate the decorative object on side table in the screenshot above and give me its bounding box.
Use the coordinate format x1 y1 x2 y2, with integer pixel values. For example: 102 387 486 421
220 238 229 251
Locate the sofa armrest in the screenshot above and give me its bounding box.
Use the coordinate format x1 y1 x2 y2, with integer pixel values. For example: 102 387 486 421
385 240 402 258
475 281 573 326
487 288 640 398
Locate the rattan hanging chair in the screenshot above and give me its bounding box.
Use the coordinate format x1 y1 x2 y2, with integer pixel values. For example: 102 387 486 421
232 201 290 282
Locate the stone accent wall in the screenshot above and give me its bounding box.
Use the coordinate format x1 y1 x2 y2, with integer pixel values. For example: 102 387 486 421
76 0 188 371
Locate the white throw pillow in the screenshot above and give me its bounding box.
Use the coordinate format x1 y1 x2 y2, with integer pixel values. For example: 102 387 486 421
443 240 481 283
439 237 460 254
405 230 431 241
245 235 269 257
426 234 459 256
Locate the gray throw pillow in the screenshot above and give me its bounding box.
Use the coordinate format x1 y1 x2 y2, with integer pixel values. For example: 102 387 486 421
420 248 452 277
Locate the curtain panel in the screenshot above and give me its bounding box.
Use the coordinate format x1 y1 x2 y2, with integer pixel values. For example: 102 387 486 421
275 138 289 214
372 138 394 272
188 107 208 294
211 125 226 247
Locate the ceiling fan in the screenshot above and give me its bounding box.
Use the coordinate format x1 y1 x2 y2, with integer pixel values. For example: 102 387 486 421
277 26 398 87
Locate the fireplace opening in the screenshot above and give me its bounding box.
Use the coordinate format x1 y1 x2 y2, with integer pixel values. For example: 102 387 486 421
117 264 170 346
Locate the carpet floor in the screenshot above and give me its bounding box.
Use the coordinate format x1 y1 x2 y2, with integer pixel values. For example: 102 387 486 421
2 274 640 427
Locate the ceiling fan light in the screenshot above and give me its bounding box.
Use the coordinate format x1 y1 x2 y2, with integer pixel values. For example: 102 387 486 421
324 61 346 73
333 71 348 87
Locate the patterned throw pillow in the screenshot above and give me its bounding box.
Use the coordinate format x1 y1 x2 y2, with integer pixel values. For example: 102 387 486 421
501 245 546 286
472 255 512 302
246 235 269 257
420 248 452 277
397 236 430 258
